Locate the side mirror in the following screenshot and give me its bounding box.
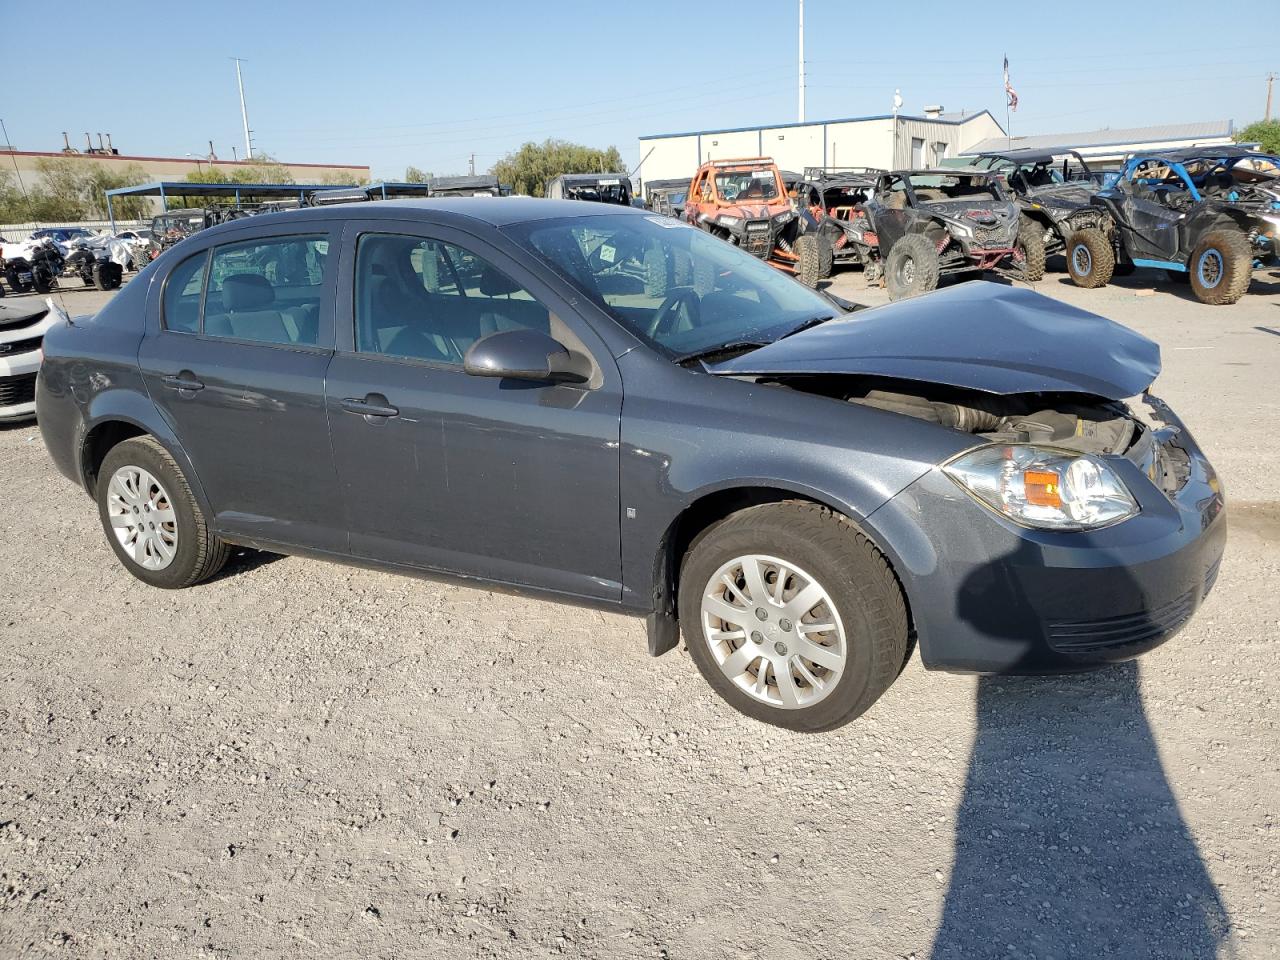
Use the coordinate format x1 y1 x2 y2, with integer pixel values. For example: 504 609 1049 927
463 329 591 384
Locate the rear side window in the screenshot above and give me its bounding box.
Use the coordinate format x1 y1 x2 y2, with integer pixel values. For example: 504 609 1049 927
202 236 329 346
162 252 207 333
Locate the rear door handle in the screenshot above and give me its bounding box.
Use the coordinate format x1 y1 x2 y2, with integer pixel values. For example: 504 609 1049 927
341 394 399 419
161 373 204 392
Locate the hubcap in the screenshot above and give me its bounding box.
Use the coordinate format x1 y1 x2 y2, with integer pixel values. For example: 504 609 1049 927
700 554 846 710
1072 243 1092 276
106 465 178 570
1197 248 1223 288
900 257 916 285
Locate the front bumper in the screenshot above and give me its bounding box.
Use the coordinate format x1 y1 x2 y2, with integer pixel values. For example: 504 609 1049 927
866 408 1226 674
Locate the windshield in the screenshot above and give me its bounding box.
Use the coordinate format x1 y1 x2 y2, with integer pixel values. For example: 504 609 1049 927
716 170 781 202
506 213 839 358
905 173 1004 202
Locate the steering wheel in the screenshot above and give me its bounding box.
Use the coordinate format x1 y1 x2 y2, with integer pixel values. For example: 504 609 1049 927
646 288 700 340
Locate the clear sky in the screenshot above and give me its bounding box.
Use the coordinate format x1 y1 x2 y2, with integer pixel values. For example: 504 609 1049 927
3 0 1272 180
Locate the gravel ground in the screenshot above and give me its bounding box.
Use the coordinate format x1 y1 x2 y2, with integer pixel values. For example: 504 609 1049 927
1 266 1278 959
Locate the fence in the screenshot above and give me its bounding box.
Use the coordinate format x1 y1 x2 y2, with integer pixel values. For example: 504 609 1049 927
0 218 149 239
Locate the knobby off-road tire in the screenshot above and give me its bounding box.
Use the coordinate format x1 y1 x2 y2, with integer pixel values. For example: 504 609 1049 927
1014 218 1046 282
1189 229 1252 305
678 502 910 733
93 262 123 291
816 233 835 278
643 244 670 298
97 436 230 589
885 234 940 301
1065 228 1114 289
794 234 826 288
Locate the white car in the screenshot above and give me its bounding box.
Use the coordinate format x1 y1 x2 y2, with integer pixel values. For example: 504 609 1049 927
0 300 59 421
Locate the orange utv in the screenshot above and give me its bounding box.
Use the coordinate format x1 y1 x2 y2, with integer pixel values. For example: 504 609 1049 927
684 158 831 287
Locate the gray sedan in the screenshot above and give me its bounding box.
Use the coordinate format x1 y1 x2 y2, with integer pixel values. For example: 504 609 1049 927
35 199 1226 731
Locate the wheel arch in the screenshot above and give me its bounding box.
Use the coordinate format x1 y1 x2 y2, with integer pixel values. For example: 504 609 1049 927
645 482 914 658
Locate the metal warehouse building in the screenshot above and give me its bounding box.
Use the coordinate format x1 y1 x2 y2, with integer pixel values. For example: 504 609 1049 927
637 109 1005 188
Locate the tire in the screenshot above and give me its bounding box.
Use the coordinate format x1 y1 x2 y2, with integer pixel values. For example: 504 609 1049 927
1188 229 1252 305
692 254 717 297
32 267 53 294
816 232 835 278
96 436 230 589
884 234 941 301
678 501 909 732
1013 218 1046 282
1064 228 1114 289
794 234 824 288
672 249 693 287
643 244 670 298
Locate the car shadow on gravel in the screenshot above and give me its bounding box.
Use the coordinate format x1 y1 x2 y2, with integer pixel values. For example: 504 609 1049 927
931 549 1231 958
204 546 283 582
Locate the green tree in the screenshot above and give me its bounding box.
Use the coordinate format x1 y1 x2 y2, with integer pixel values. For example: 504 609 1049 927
1233 119 1280 155
489 139 626 197
404 166 433 183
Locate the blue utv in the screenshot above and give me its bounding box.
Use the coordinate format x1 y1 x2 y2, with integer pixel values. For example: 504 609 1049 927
1064 146 1280 304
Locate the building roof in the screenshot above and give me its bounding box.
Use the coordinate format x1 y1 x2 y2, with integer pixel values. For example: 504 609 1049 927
0 148 368 170
963 120 1235 156
640 110 1002 141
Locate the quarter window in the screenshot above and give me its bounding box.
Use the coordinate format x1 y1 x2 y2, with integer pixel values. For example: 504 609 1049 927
161 251 207 334
354 234 550 365
201 236 329 346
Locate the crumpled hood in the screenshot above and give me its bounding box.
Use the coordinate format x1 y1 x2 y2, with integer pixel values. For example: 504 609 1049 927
1024 181 1097 210
709 282 1161 399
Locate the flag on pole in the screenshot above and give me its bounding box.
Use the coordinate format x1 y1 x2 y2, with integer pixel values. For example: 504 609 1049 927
1003 55 1019 112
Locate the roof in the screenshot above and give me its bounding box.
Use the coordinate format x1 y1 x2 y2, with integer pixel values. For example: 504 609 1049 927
0 148 367 171
548 173 630 185
644 178 690 191
181 198 646 237
105 180 344 199
429 174 499 190
963 120 1235 156
969 147 1085 165
1127 145 1273 163
640 109 1002 141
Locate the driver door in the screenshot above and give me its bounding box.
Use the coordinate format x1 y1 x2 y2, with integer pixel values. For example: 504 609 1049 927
1115 166 1187 261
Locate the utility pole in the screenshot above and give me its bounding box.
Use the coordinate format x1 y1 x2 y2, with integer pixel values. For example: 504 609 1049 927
797 0 806 123
233 57 254 160
469 153 476 176
1267 73 1276 122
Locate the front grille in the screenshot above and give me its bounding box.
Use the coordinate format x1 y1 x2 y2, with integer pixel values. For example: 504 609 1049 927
0 372 37 407
1046 587 1197 653
0 335 42 356
973 223 1013 246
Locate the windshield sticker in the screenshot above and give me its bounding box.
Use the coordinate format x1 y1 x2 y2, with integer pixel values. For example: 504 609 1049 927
644 216 688 229
598 178 620 186
598 244 617 263
751 171 772 179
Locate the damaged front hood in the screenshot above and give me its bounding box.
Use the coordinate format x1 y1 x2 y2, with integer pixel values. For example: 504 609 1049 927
1025 181 1096 209
709 282 1161 399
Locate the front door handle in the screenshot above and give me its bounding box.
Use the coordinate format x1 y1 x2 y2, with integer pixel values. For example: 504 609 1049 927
341 394 399 419
161 373 204 392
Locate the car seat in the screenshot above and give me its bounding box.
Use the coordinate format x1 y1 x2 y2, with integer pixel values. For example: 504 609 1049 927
208 274 291 344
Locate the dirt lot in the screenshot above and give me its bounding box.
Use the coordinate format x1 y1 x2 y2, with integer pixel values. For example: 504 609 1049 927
2 267 1278 959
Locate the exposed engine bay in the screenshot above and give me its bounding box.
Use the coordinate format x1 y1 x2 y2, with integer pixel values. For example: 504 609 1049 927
757 374 1190 495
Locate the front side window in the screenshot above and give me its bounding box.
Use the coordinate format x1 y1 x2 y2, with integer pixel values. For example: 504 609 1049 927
715 170 780 202
354 233 550 365
509 213 837 359
202 236 329 346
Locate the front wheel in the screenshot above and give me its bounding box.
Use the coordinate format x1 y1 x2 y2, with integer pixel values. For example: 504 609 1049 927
1189 230 1252 305
678 502 910 732
884 233 941 301
97 436 230 589
1064 228 1115 289
1010 218 1046 282
793 234 827 288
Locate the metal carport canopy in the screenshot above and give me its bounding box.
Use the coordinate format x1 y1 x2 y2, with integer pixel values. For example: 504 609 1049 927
103 180 342 231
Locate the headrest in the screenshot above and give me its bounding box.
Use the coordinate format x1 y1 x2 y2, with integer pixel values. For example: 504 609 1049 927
478 265 520 296
222 274 275 312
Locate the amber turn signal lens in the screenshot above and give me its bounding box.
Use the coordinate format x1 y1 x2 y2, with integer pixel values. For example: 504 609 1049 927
1023 469 1062 508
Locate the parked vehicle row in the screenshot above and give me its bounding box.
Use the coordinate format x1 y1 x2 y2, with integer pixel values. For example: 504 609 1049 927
36 198 1226 730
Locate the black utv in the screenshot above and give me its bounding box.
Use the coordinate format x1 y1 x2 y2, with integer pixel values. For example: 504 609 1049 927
1065 146 1280 304
545 173 634 205
966 148 1109 261
429 174 504 197
861 170 1044 300
64 241 123 291
643 178 690 218
791 167 884 279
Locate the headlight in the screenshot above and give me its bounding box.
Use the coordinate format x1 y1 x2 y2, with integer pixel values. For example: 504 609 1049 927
717 215 742 228
943 445 1139 531
947 220 974 239
773 210 793 222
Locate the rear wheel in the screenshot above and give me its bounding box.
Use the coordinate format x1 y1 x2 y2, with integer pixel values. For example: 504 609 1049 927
32 266 54 294
1065 229 1114 289
93 262 123 291
97 436 230 589
678 502 909 732
816 232 835 278
1189 230 1252 305
885 234 940 301
794 234 825 288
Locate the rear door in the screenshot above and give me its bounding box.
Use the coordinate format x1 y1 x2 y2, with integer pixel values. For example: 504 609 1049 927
138 225 345 552
325 219 624 600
